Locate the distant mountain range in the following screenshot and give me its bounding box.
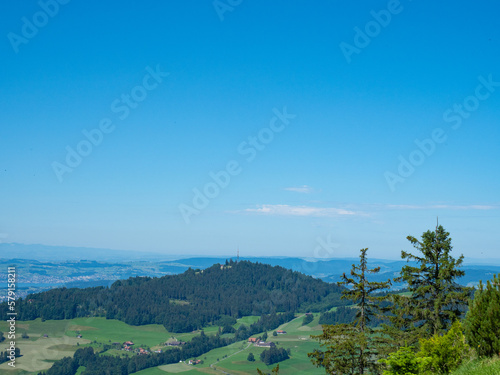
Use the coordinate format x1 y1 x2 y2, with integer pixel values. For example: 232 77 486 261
1 243 499 296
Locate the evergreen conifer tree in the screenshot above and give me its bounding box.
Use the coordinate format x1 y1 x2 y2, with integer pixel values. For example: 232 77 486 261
309 248 391 374
394 224 470 338
464 274 500 357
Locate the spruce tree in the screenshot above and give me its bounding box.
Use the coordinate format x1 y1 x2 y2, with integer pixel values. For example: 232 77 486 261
464 274 500 357
338 248 391 333
395 224 470 338
309 248 391 374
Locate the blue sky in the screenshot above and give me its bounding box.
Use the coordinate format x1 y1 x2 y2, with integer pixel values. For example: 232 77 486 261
1 0 499 260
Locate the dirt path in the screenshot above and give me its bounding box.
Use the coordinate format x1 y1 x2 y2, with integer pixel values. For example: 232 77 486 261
209 342 253 374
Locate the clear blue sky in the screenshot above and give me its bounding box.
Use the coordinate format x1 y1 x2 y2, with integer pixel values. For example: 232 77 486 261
1 0 499 260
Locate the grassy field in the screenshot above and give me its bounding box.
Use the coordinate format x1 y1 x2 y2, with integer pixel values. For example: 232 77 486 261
0 315 292 374
65 317 196 348
14 312 496 375
0 317 222 374
450 357 500 375
172 313 325 375
135 366 199 375
0 318 89 373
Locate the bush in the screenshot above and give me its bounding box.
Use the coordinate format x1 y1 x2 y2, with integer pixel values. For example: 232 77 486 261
417 321 471 374
464 275 500 358
247 352 255 362
378 345 420 375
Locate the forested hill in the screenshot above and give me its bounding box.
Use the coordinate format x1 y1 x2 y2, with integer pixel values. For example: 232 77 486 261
2 260 346 332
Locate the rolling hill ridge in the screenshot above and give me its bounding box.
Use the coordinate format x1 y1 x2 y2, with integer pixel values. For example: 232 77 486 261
1 260 346 332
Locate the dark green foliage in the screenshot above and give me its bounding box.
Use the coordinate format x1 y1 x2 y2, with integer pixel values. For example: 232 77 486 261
394 225 470 339
0 331 4 342
464 274 500 357
302 313 314 325
247 352 255 361
260 346 289 365
222 324 235 334
319 306 357 325
2 261 344 333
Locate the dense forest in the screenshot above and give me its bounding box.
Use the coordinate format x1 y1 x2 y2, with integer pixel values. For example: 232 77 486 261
0 260 346 333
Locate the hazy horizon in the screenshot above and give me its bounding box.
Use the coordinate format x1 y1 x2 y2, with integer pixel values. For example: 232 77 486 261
2 242 500 266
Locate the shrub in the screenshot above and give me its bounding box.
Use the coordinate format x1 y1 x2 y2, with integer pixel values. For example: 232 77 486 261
417 321 471 374
378 345 420 375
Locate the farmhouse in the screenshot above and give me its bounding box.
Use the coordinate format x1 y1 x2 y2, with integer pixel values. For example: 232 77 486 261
248 337 259 343
276 330 287 334
255 341 276 348
165 340 185 346
124 341 134 346
188 359 202 365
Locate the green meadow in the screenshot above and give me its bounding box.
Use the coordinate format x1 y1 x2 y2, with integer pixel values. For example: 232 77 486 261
0 314 326 374
173 313 325 375
0 317 216 373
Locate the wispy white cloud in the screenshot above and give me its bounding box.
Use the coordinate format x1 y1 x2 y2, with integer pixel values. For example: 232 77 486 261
384 204 498 210
243 204 356 217
284 185 314 194
233 203 497 219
